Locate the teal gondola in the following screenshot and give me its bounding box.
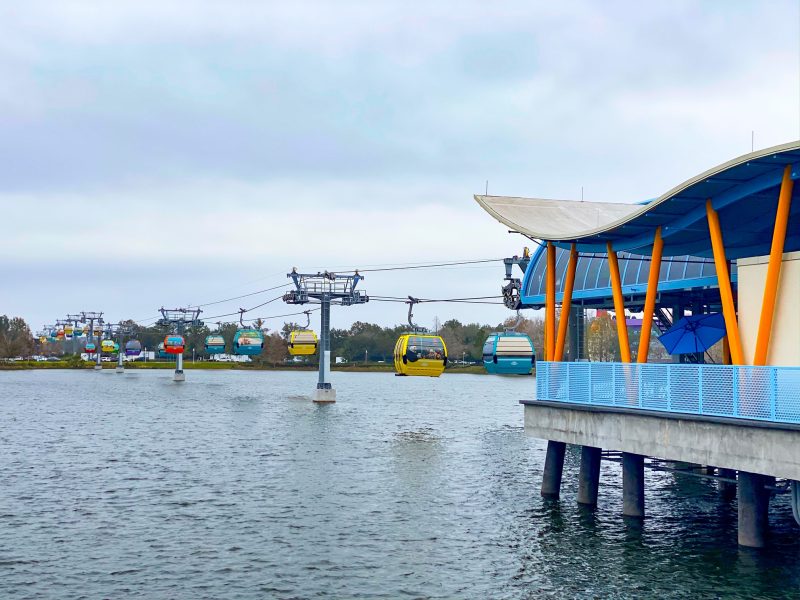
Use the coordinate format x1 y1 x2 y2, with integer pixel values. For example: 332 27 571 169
204 334 226 355
482 332 535 375
233 329 264 356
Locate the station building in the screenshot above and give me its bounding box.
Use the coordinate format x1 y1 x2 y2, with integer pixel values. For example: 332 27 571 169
477 141 800 547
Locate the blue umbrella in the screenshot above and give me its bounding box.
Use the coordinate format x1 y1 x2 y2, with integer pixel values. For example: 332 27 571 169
658 313 727 355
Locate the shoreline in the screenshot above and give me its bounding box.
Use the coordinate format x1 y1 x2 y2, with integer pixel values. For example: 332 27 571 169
0 361 497 375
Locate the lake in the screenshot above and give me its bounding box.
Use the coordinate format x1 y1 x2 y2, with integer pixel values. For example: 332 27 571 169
2 369 799 598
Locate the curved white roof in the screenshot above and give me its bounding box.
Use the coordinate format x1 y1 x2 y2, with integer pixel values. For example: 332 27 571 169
474 140 800 244
474 196 639 240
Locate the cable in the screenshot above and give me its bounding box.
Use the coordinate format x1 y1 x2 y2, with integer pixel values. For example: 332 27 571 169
188 283 291 308
372 295 503 302
248 307 321 321
130 258 504 323
370 296 504 305
339 258 503 273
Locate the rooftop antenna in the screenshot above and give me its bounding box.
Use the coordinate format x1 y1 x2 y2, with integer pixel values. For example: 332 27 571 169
485 180 489 195
581 186 584 202
752 130 755 152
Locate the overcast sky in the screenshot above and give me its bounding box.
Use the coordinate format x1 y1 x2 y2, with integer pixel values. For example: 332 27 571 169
1 1 798 333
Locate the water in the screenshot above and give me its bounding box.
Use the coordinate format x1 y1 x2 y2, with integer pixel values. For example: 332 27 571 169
2 369 800 599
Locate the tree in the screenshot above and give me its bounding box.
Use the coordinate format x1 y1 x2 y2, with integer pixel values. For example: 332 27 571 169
0 316 35 358
512 316 545 360
587 312 618 362
262 332 288 366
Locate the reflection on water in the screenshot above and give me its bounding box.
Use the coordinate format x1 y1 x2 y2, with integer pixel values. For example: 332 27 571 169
1 369 799 599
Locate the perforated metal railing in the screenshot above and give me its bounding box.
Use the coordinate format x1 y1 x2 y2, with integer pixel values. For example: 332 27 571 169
536 361 800 424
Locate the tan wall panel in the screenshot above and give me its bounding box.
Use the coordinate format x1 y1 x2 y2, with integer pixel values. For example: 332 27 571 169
738 251 800 366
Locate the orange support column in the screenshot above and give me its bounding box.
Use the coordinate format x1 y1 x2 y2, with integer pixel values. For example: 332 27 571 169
554 244 578 361
545 242 556 361
607 242 631 363
706 199 744 365
637 228 663 363
754 165 794 365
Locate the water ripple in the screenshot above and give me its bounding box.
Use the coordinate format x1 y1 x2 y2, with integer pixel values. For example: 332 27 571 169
1 370 799 599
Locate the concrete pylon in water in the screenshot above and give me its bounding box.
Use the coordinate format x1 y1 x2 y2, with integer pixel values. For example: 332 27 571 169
173 353 185 382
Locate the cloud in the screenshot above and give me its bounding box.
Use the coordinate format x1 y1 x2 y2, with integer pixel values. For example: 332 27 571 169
1 0 798 328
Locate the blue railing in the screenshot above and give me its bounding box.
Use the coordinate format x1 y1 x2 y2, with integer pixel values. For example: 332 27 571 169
536 361 800 425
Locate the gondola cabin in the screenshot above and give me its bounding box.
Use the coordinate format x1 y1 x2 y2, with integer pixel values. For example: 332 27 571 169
393 334 447 377
56 329 65 340
101 340 117 354
233 329 264 356
482 332 535 375
64 325 74 339
164 335 185 355
205 335 226 354
125 340 142 357
288 330 318 356
85 342 97 354
157 342 169 359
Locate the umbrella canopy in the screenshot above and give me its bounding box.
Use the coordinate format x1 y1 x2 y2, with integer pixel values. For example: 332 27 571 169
658 313 727 355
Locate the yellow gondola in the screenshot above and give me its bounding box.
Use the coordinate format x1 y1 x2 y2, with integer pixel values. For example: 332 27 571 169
289 331 318 355
394 333 447 377
393 297 447 377
288 311 318 356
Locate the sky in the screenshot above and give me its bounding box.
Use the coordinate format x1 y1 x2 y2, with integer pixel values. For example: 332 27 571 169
1 0 799 333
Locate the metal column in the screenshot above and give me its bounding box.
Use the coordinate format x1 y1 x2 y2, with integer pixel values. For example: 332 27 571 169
94 320 102 370
315 295 335 402
283 269 367 403
569 306 585 361
116 326 125 373
671 304 684 364
174 322 185 382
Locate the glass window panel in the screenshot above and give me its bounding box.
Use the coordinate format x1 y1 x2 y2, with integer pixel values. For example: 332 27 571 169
683 257 703 279
526 251 548 296
622 253 640 286
555 246 569 292
596 255 611 289
573 256 590 291
584 255 602 290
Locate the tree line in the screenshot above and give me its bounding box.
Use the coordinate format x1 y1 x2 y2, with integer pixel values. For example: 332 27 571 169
4 312 712 364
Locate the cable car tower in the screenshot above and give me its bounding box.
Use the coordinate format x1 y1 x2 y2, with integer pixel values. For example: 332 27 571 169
157 307 202 381
104 322 135 373
81 311 104 370
283 269 368 402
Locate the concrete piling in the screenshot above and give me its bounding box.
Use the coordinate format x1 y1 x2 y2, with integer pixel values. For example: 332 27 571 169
738 471 769 548
622 452 645 518
541 440 566 499
577 446 602 506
